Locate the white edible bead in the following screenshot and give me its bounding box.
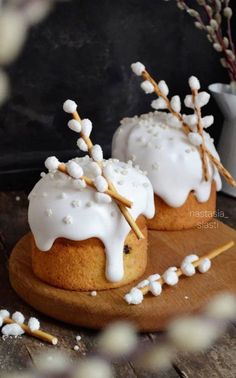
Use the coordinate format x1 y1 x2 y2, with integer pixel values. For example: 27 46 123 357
91 144 103 162
77 138 88 152
124 288 143 305
151 98 167 110
202 115 214 128
195 92 210 108
150 281 162 296
63 99 77 113
94 175 108 193
181 262 196 277
12 311 25 324
188 132 203 146
44 156 60 171
28 317 40 332
95 192 112 204
184 95 194 109
163 267 179 286
2 324 24 337
158 80 169 96
131 61 145 76
66 161 83 179
189 76 200 90
170 95 181 113
0 310 10 320
68 119 81 133
198 258 211 273
182 254 199 264
81 118 92 137
141 80 154 94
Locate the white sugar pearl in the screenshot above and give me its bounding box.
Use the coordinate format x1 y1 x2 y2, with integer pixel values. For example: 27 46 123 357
184 94 194 109
189 76 200 90
81 118 92 137
151 98 167 110
73 179 86 190
44 156 60 171
141 80 154 94
94 175 108 192
131 62 145 76
95 192 112 204
12 311 25 324
202 115 214 128
170 95 181 113
137 279 149 289
181 262 196 277
124 288 143 305
195 92 210 108
148 274 161 282
198 258 211 273
188 132 203 146
103 164 114 180
28 317 40 332
158 80 169 96
89 162 102 177
90 291 97 297
77 138 88 152
183 114 198 129
67 161 83 179
150 281 162 296
63 99 77 113
167 114 182 128
2 324 24 337
91 144 103 162
68 119 81 133
0 310 10 320
182 254 199 264
63 215 73 224
163 267 179 286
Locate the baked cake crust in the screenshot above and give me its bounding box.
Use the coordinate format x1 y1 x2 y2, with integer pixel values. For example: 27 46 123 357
147 182 216 231
32 216 148 291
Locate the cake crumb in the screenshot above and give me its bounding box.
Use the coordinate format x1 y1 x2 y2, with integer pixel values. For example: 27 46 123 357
74 345 79 351
76 335 81 342
184 296 189 300
15 196 21 201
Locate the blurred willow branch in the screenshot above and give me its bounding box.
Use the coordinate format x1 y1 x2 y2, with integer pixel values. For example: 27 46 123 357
165 0 236 92
0 0 67 106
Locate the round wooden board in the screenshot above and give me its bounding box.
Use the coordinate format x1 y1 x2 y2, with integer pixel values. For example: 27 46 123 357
9 221 236 332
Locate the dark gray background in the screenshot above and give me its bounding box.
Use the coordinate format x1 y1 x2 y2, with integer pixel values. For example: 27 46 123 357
0 0 234 189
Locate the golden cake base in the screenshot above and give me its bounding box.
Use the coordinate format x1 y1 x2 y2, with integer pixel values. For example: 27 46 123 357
9 221 236 332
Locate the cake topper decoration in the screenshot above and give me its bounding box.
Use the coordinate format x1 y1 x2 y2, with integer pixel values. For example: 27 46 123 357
50 99 145 240
124 240 234 305
131 62 236 187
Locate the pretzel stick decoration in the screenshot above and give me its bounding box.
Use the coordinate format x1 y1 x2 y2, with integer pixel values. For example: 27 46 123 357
131 62 236 187
63 100 144 240
2 317 58 345
57 163 132 208
191 86 210 181
124 240 234 305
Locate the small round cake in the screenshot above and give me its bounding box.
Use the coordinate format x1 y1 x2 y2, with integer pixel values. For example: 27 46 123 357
28 156 155 291
112 111 222 230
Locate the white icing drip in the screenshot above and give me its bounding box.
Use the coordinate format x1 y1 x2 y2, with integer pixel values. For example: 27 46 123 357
112 111 222 207
28 157 154 283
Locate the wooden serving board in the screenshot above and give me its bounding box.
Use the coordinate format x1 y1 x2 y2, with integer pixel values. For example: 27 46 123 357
9 221 236 332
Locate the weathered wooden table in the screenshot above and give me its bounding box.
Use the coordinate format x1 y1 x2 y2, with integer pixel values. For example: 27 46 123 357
0 190 236 377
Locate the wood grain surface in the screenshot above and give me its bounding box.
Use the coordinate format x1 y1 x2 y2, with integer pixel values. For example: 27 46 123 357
9 220 236 332
0 191 236 377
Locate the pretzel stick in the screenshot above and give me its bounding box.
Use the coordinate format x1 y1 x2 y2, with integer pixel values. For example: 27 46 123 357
140 240 234 296
71 109 144 239
58 163 132 208
141 69 236 187
3 317 58 345
191 88 210 181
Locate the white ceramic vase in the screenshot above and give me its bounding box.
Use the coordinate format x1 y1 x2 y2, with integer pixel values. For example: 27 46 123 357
208 83 236 197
